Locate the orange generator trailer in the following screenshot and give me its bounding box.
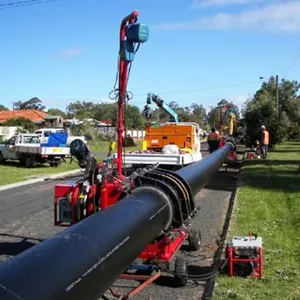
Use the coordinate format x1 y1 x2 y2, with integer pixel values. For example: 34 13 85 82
144 122 201 153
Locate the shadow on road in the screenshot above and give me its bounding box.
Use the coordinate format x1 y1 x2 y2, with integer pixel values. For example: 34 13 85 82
204 168 240 192
0 233 44 261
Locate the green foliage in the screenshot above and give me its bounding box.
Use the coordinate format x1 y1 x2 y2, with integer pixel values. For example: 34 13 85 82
0 104 9 111
70 122 113 142
123 104 145 129
14 97 45 111
149 101 207 127
2 117 37 132
66 101 95 119
243 76 300 146
47 108 66 117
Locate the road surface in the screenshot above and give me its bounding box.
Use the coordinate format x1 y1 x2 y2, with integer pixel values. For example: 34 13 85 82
0 144 238 300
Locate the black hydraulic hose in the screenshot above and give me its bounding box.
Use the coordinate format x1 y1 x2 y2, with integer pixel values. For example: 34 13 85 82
176 142 234 196
0 186 173 300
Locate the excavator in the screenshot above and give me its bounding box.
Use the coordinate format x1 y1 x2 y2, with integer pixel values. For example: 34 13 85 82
217 103 245 162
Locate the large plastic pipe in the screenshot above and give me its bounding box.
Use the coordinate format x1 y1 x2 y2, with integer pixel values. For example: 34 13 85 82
176 142 234 196
0 142 234 300
0 186 173 300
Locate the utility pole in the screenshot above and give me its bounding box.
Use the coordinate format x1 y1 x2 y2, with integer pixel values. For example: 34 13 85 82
276 75 279 119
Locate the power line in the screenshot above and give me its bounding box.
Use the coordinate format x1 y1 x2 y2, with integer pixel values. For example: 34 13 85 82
0 0 62 9
133 80 262 98
282 45 300 79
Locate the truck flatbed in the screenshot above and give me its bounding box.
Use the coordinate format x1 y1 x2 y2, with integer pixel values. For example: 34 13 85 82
114 151 203 166
16 143 70 156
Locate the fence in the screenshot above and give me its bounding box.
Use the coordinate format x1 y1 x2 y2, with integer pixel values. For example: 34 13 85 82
96 127 145 141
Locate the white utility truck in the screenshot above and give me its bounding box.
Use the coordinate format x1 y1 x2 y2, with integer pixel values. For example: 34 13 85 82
114 122 203 171
0 133 70 167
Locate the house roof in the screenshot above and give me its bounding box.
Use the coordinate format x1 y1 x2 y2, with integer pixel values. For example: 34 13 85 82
0 109 48 124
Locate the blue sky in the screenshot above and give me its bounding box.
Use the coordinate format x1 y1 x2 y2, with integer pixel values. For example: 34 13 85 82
0 0 299 112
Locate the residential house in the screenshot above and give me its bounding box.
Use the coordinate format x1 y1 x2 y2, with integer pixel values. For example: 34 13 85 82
0 109 64 128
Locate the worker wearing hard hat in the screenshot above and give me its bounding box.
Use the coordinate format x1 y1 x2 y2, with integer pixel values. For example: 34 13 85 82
207 128 221 153
260 125 269 159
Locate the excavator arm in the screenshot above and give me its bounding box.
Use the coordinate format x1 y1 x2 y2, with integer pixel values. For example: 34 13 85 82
143 92 179 123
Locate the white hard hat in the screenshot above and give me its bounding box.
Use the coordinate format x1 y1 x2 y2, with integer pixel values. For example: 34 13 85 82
261 125 265 129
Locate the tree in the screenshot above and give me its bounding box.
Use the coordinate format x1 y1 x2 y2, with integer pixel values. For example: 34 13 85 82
14 97 46 111
93 103 144 129
66 101 95 119
0 104 8 111
47 108 66 118
207 106 220 128
2 117 37 132
123 105 145 129
243 76 300 146
189 103 207 126
93 103 118 125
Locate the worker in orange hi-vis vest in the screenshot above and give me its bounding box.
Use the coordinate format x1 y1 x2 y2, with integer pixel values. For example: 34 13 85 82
260 125 270 159
207 128 221 153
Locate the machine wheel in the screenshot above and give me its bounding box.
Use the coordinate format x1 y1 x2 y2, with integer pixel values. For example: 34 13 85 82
188 229 201 251
174 256 188 287
0 152 5 164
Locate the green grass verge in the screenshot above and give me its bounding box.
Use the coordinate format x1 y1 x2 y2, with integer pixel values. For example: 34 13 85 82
214 142 300 300
0 140 141 186
0 160 79 186
88 140 141 153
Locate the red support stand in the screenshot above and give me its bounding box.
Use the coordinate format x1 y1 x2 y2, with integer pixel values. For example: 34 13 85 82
226 235 263 278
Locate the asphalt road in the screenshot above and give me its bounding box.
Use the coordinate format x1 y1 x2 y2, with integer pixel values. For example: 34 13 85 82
0 143 238 300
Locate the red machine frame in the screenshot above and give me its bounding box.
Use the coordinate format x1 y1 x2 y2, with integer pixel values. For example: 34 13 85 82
226 235 263 278
227 247 263 278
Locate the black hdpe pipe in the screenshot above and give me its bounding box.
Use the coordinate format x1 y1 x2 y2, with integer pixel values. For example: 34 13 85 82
0 142 234 300
176 142 234 195
0 187 173 300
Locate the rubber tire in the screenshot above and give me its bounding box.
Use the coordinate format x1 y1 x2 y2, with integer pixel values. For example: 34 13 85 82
19 155 26 166
188 229 201 251
25 155 33 168
31 156 38 168
174 256 188 287
0 152 5 164
50 161 60 167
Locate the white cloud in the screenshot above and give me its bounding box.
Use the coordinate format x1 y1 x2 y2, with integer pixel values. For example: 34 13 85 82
191 0 265 9
153 1 300 32
58 47 83 58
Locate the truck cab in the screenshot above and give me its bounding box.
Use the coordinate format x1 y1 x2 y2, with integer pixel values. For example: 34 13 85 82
0 135 19 161
0 134 41 163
